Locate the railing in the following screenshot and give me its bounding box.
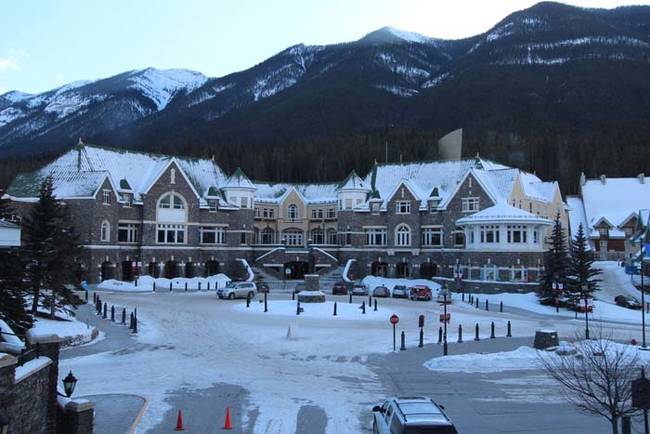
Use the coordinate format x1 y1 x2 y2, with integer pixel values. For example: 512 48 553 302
17 343 41 366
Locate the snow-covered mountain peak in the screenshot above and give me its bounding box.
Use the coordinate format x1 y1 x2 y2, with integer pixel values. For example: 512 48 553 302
0 90 32 103
360 26 438 45
127 68 208 111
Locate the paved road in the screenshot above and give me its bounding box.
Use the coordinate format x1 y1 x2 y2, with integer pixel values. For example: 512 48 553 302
366 338 621 434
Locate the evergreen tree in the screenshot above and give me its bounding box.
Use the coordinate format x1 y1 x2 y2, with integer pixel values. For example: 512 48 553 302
568 223 601 295
0 198 32 335
538 212 570 299
22 176 82 316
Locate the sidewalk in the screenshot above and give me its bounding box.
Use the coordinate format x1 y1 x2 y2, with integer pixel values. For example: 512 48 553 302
80 394 146 434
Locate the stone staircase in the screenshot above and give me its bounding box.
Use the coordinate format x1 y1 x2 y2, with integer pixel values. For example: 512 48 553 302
250 264 345 293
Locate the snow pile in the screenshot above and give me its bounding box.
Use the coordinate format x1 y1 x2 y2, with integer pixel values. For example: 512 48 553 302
28 315 97 347
97 273 231 292
362 276 441 295
233 300 391 321
425 346 542 373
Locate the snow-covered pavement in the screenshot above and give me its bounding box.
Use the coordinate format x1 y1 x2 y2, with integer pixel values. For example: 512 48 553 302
59 281 650 433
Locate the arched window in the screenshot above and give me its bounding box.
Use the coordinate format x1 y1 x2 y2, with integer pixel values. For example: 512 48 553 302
327 229 337 245
261 227 275 244
395 224 411 247
283 229 303 246
158 192 185 209
311 228 324 244
100 220 110 242
287 204 298 220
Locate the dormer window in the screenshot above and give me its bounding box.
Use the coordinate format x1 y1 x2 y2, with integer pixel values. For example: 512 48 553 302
287 204 298 220
209 200 218 212
371 203 380 214
159 193 185 209
461 197 479 213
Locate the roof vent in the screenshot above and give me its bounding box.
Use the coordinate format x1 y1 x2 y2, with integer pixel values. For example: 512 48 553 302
639 173 645 184
600 174 606 185
579 172 586 187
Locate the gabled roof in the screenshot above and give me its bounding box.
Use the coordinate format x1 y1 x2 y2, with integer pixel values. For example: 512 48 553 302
222 168 256 190
339 171 369 191
383 178 426 205
253 182 338 205
456 202 552 225
567 196 588 238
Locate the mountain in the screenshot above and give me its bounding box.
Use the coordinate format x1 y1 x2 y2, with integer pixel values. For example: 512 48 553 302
1 2 650 194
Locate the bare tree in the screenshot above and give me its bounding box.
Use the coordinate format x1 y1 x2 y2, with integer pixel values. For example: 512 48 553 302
539 334 645 434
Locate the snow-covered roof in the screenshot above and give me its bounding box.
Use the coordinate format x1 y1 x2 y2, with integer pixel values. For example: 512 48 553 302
566 196 589 238
223 168 256 190
253 182 338 205
0 219 20 229
456 202 552 225
4 145 229 204
580 176 650 238
339 171 369 191
519 172 558 203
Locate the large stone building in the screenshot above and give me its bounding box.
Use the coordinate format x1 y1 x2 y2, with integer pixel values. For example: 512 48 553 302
3 144 566 288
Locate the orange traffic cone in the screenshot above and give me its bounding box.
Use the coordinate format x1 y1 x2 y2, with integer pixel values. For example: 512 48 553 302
223 407 233 430
175 410 184 431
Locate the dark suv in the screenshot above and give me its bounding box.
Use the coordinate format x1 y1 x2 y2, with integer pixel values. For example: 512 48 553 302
372 396 457 434
332 281 348 295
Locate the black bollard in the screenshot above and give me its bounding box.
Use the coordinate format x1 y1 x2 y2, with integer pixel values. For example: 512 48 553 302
134 307 137 318
122 308 126 325
185 282 188 292
103 302 107 319
507 320 512 337
198 282 202 291
333 301 337 316
296 301 301 315
85 290 88 303
462 293 465 302
475 298 479 308
500 301 503 313
457 324 463 343
110 305 115 322
418 328 424 348
93 292 97 303
485 299 489 311
129 312 134 329
400 331 406 351
474 323 480 341
438 327 442 344
369 295 372 306
246 295 251 308
490 321 495 339
207 281 210 291
153 281 156 292
169 281 173 292
362 301 366 314
349 292 352 304
292 291 295 301
132 316 138 334
135 278 138 287
374 299 378 311
264 292 268 312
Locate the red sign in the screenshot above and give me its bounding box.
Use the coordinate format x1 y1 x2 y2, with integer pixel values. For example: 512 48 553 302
390 314 399 325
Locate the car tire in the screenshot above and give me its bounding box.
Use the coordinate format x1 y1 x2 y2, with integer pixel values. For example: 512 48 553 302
228 293 235 300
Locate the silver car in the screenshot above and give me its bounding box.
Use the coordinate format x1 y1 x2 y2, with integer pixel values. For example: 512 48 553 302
217 281 257 299
351 284 368 296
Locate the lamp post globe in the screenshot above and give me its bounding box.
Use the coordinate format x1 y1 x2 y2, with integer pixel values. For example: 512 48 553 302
62 371 78 398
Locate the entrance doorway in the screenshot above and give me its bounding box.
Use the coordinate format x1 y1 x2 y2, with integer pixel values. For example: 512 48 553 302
121 261 134 281
371 261 388 277
284 261 309 279
185 262 195 278
101 261 115 281
420 262 438 279
396 262 411 278
205 260 219 276
164 260 179 279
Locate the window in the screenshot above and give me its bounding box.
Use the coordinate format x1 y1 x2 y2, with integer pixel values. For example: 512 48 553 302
345 198 353 209
480 225 500 243
123 194 132 208
117 223 139 243
326 208 336 219
454 228 465 246
311 228 324 244
157 224 186 244
264 208 275 219
102 190 111 205
365 228 387 246
284 229 303 246
311 209 324 219
327 229 337 245
261 228 275 244
422 227 443 247
529 202 533 213
209 200 218 212
254 207 261 218
481 264 498 281
461 197 479 212
533 229 540 244
507 225 527 243
200 227 226 244
100 221 110 242
159 193 185 209
240 197 248 209
287 204 298 220
512 268 528 282
371 203 380 214
395 201 411 214
395 224 411 246
599 227 609 237
240 232 247 244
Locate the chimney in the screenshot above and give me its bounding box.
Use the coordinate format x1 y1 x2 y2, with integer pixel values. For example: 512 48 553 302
639 173 645 184
600 174 606 185
579 172 586 187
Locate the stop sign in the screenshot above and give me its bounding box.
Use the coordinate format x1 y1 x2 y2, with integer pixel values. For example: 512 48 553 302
390 314 399 325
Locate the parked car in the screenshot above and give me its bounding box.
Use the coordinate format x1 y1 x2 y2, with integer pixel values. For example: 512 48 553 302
615 295 642 310
257 283 270 294
217 281 257 300
392 285 409 299
569 296 595 313
373 286 390 298
409 285 433 301
372 396 457 434
332 281 348 295
351 284 369 296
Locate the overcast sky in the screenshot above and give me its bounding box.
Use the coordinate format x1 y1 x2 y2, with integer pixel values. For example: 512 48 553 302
0 0 647 94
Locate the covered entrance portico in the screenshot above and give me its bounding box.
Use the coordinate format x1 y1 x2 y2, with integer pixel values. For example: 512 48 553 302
284 261 309 279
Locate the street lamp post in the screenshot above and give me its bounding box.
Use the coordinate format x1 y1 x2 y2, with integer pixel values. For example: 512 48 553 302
552 279 563 313
60 371 78 398
440 284 450 356
641 235 647 349
582 283 590 340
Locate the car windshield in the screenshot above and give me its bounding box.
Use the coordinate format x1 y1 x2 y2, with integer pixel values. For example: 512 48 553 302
403 427 457 434
226 282 238 288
